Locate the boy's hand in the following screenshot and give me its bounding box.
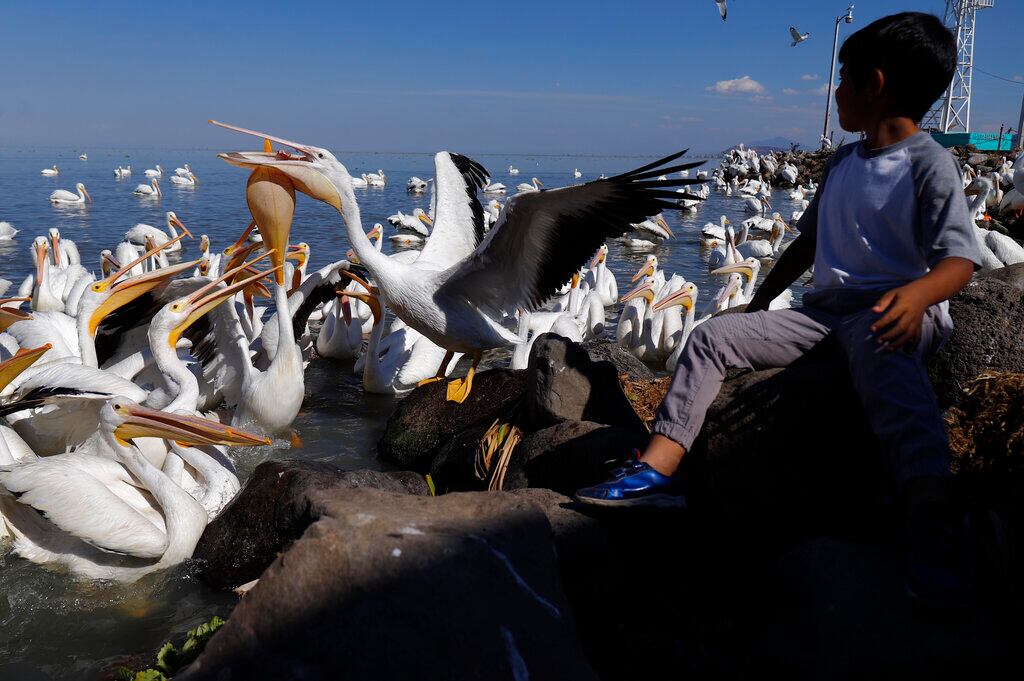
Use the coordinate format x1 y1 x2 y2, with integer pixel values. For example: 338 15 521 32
870 283 929 351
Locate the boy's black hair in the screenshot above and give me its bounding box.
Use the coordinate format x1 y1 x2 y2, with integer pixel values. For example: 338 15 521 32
838 12 956 122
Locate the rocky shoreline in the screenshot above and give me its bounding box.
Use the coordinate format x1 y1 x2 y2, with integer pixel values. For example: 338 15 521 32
165 267 1024 679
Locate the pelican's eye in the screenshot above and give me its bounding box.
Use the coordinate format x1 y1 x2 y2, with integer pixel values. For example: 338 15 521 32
318 153 324 159
171 303 185 312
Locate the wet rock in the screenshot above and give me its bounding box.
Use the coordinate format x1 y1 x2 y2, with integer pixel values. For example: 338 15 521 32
503 420 642 495
524 334 648 435
929 277 1024 408
193 460 428 590
428 422 492 494
180 489 596 681
581 338 654 381
977 262 1024 291
757 538 1010 677
377 368 527 472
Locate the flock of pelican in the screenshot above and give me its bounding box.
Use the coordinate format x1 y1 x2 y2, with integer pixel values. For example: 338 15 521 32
42 161 199 207
0 122 709 581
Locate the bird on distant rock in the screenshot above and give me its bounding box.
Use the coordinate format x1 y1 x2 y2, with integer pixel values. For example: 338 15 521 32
790 27 811 46
715 0 727 21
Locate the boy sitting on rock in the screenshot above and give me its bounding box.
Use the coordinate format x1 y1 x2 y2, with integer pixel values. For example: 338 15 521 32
576 12 981 605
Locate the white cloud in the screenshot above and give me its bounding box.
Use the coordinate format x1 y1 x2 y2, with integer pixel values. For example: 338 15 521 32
809 84 830 96
801 74 820 81
783 88 800 96
706 75 766 95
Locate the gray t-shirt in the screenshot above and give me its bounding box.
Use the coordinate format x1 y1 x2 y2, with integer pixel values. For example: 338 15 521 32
798 132 982 300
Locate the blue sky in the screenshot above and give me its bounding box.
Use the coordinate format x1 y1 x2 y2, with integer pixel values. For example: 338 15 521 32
1 0 1021 155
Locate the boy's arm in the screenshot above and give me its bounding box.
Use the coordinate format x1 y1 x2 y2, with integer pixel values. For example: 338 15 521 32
746 233 816 312
870 256 974 351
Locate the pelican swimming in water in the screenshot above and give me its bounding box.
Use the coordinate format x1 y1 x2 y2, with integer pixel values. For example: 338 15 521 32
387 208 432 237
406 176 431 194
133 179 161 197
114 165 132 178
583 245 618 306
40 165 59 177
174 164 192 176
516 177 543 194
0 223 18 241
46 228 81 268
651 282 701 372
170 172 199 187
49 183 92 206
508 165 519 176
145 165 163 178
124 212 192 253
735 216 791 259
211 120 702 402
484 181 506 195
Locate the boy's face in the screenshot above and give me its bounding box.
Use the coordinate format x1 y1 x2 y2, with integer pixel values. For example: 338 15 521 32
835 65 877 133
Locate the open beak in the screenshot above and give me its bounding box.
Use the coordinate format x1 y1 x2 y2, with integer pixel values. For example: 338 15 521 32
0 344 52 392
224 220 258 256
246 166 295 285
89 258 202 336
620 280 653 304
286 243 308 266
211 120 344 212
344 290 382 326
168 213 193 239
167 262 280 349
652 288 695 313
0 299 32 332
113 403 271 448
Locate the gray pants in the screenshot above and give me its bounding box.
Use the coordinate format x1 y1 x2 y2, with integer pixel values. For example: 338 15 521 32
653 295 953 483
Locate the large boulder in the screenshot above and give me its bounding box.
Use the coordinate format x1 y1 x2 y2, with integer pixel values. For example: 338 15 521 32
193 460 428 589
377 368 527 472
930 277 1024 408
524 334 649 435
503 421 643 495
581 338 655 381
180 489 596 681
977 262 1024 291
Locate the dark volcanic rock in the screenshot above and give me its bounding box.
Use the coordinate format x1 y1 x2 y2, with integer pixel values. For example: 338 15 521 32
581 338 655 381
524 334 648 435
929 277 1024 408
758 538 1010 677
977 262 1024 291
503 420 643 495
428 422 492 494
193 460 428 589
377 368 527 472
181 490 596 681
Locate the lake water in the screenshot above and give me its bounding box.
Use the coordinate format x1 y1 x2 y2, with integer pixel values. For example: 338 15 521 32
0 146 809 678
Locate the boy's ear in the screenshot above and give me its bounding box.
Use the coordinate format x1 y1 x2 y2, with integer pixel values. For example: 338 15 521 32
870 68 886 98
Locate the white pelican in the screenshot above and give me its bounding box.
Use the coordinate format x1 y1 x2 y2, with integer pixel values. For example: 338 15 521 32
0 223 18 241
47 228 81 267
407 176 431 193
387 208 432 236
743 194 771 215
78 153 87 160
508 165 520 176
315 293 364 361
124 212 192 253
629 255 667 295
0 398 269 582
736 217 790 259
389 231 426 249
625 214 674 250
715 0 727 21
365 169 387 186
211 120 701 402
145 165 163 178
583 245 618 306
616 278 666 362
516 177 543 193
170 172 199 187
511 310 581 370
133 178 161 197
114 165 132 178
174 164 192 176
791 199 809 223
49 182 92 206
700 215 731 244
484 182 507 195
780 164 799 186
40 165 59 177
708 227 737 270
574 168 582 179
652 282 700 372
712 258 792 310
350 174 369 189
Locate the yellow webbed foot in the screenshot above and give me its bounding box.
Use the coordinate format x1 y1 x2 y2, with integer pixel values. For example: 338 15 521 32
417 376 445 387
446 376 473 403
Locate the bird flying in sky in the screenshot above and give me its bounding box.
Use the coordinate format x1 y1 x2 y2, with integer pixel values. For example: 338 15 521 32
790 26 811 46
715 0 727 21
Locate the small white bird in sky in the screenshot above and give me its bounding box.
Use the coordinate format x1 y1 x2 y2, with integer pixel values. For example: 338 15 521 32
790 27 811 46
715 0 727 21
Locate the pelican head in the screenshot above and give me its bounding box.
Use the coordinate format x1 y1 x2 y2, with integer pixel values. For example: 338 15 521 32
631 255 658 283
588 244 608 270
166 211 193 238
47 227 63 267
76 183 93 203
654 214 675 238
414 208 434 226
652 282 698 313
33 237 48 285
99 249 118 277
199 235 210 254
711 257 760 282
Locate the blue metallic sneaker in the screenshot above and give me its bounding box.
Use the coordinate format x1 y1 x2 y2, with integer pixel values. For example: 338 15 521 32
574 455 686 508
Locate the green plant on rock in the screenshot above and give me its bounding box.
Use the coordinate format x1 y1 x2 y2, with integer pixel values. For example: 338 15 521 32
116 615 225 680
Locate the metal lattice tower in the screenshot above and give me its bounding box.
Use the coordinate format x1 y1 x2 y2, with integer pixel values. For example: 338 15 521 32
921 0 994 133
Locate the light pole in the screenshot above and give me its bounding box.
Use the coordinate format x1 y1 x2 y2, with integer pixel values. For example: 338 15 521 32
822 4 855 149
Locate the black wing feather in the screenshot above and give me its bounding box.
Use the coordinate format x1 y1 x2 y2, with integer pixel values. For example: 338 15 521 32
448 153 490 246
